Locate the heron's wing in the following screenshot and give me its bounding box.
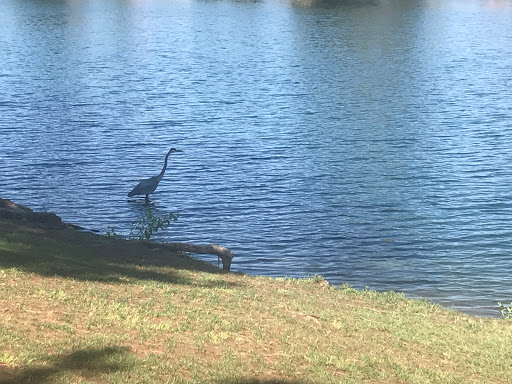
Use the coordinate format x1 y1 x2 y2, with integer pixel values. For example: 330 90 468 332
128 176 159 196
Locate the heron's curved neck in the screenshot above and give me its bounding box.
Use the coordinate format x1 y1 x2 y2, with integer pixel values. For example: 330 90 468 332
157 152 171 181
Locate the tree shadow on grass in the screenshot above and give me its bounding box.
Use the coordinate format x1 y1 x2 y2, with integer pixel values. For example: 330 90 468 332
0 346 135 384
215 379 309 384
0 221 242 288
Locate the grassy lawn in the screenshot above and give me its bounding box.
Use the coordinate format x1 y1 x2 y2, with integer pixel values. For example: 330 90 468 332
0 219 511 384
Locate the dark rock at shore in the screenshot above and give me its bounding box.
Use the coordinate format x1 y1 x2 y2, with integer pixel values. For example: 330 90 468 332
0 198 69 229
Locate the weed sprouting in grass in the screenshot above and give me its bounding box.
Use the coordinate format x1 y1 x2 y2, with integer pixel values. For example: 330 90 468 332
165 337 177 353
311 274 325 283
498 301 512 319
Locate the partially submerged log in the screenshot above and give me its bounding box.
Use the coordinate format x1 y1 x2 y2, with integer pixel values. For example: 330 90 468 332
161 243 233 271
0 198 234 271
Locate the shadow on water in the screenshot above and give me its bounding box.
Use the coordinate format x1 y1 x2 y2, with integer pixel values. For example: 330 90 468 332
0 219 239 289
209 0 382 7
289 0 381 8
0 346 135 384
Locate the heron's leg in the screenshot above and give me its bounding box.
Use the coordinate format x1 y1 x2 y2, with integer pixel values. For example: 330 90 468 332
145 194 149 203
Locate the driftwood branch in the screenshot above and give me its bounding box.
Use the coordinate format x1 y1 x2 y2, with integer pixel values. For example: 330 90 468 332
161 243 233 271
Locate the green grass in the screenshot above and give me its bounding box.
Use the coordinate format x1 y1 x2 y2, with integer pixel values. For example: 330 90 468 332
1 219 511 383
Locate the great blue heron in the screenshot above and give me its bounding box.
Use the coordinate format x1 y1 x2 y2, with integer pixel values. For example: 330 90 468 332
128 148 182 202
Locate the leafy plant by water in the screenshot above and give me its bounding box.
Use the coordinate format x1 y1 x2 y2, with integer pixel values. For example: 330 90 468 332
106 208 179 240
130 208 179 240
105 226 119 238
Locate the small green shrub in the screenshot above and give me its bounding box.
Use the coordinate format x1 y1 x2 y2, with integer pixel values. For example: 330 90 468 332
312 274 325 283
130 208 179 240
105 226 119 238
105 208 179 240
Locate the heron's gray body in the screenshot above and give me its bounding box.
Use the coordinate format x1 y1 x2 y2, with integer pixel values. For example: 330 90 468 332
128 148 181 202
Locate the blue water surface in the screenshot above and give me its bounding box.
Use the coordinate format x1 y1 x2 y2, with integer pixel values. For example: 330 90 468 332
1 0 512 316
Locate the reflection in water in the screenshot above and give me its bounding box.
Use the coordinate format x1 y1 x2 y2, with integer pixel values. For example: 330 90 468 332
291 0 512 9
484 0 511 9
290 0 381 8
1 0 512 316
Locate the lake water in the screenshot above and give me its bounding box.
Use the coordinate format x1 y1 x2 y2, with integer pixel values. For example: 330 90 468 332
1 0 512 316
